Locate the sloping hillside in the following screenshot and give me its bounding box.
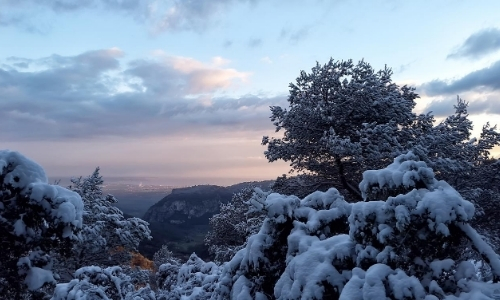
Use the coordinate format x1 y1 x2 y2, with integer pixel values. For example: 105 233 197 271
139 181 273 260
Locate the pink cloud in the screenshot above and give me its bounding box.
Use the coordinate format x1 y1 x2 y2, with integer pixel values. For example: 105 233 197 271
166 55 250 94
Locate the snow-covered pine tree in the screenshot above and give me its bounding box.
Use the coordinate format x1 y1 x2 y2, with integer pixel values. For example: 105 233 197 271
56 168 152 278
156 253 220 300
52 266 137 300
205 187 268 263
262 59 419 201
262 59 500 208
215 188 351 299
217 153 500 299
153 244 180 268
0 150 84 299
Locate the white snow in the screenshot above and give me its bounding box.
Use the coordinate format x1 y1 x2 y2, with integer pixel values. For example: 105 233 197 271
275 234 353 300
25 267 56 291
429 259 455 277
0 150 48 191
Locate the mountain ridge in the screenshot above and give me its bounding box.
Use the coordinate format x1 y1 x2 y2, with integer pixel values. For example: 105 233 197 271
142 180 273 224
139 180 273 260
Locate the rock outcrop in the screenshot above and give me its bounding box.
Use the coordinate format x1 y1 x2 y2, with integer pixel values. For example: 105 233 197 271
142 181 273 225
143 185 232 224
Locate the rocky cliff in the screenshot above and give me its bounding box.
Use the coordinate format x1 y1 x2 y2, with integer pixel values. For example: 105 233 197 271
142 185 232 224
142 181 273 225
139 181 273 260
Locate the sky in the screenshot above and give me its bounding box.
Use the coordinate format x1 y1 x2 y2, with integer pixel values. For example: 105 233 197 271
2 0 500 186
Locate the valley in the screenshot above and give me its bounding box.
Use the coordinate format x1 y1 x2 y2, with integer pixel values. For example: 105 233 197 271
107 181 273 260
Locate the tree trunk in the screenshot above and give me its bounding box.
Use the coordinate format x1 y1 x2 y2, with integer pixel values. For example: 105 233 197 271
336 158 363 201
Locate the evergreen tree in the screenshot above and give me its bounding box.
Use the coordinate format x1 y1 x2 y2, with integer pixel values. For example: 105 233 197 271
0 150 83 299
218 153 500 299
263 59 419 201
56 168 152 279
205 187 268 263
262 60 500 205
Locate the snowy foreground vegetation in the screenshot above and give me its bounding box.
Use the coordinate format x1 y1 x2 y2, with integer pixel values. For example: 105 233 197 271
3 59 500 299
3 150 500 299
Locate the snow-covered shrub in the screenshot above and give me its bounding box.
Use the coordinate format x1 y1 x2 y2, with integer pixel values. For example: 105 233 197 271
0 150 84 299
216 153 500 299
271 189 353 300
52 265 138 300
153 244 180 269
60 168 152 273
126 286 157 300
215 188 352 299
156 263 181 292
275 234 354 299
156 253 220 300
205 187 268 263
341 151 500 298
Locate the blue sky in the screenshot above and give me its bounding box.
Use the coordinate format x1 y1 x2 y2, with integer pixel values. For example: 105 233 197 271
2 0 500 185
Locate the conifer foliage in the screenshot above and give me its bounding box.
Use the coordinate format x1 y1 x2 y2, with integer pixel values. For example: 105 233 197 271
3 57 500 299
205 187 268 263
262 59 419 200
218 153 500 299
0 150 84 299
262 59 500 206
66 168 152 271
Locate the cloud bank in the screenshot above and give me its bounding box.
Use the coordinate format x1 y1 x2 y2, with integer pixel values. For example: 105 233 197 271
448 28 500 60
419 60 500 96
0 0 258 33
418 58 500 118
0 49 285 141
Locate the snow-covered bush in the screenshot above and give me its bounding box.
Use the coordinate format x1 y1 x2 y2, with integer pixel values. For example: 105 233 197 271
205 187 268 263
61 168 152 273
0 150 84 299
156 263 181 292
216 153 500 299
52 266 136 300
215 187 351 299
156 253 221 300
344 151 500 298
153 244 180 269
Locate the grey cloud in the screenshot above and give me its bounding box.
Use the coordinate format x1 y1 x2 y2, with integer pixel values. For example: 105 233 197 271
395 59 417 74
448 28 500 60
419 60 500 96
279 25 311 44
0 49 123 109
126 56 249 94
0 0 141 13
421 98 461 117
0 50 286 141
248 38 262 48
0 11 49 33
12 62 29 69
126 59 180 96
151 0 262 32
7 58 30 69
423 93 500 118
0 0 258 33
